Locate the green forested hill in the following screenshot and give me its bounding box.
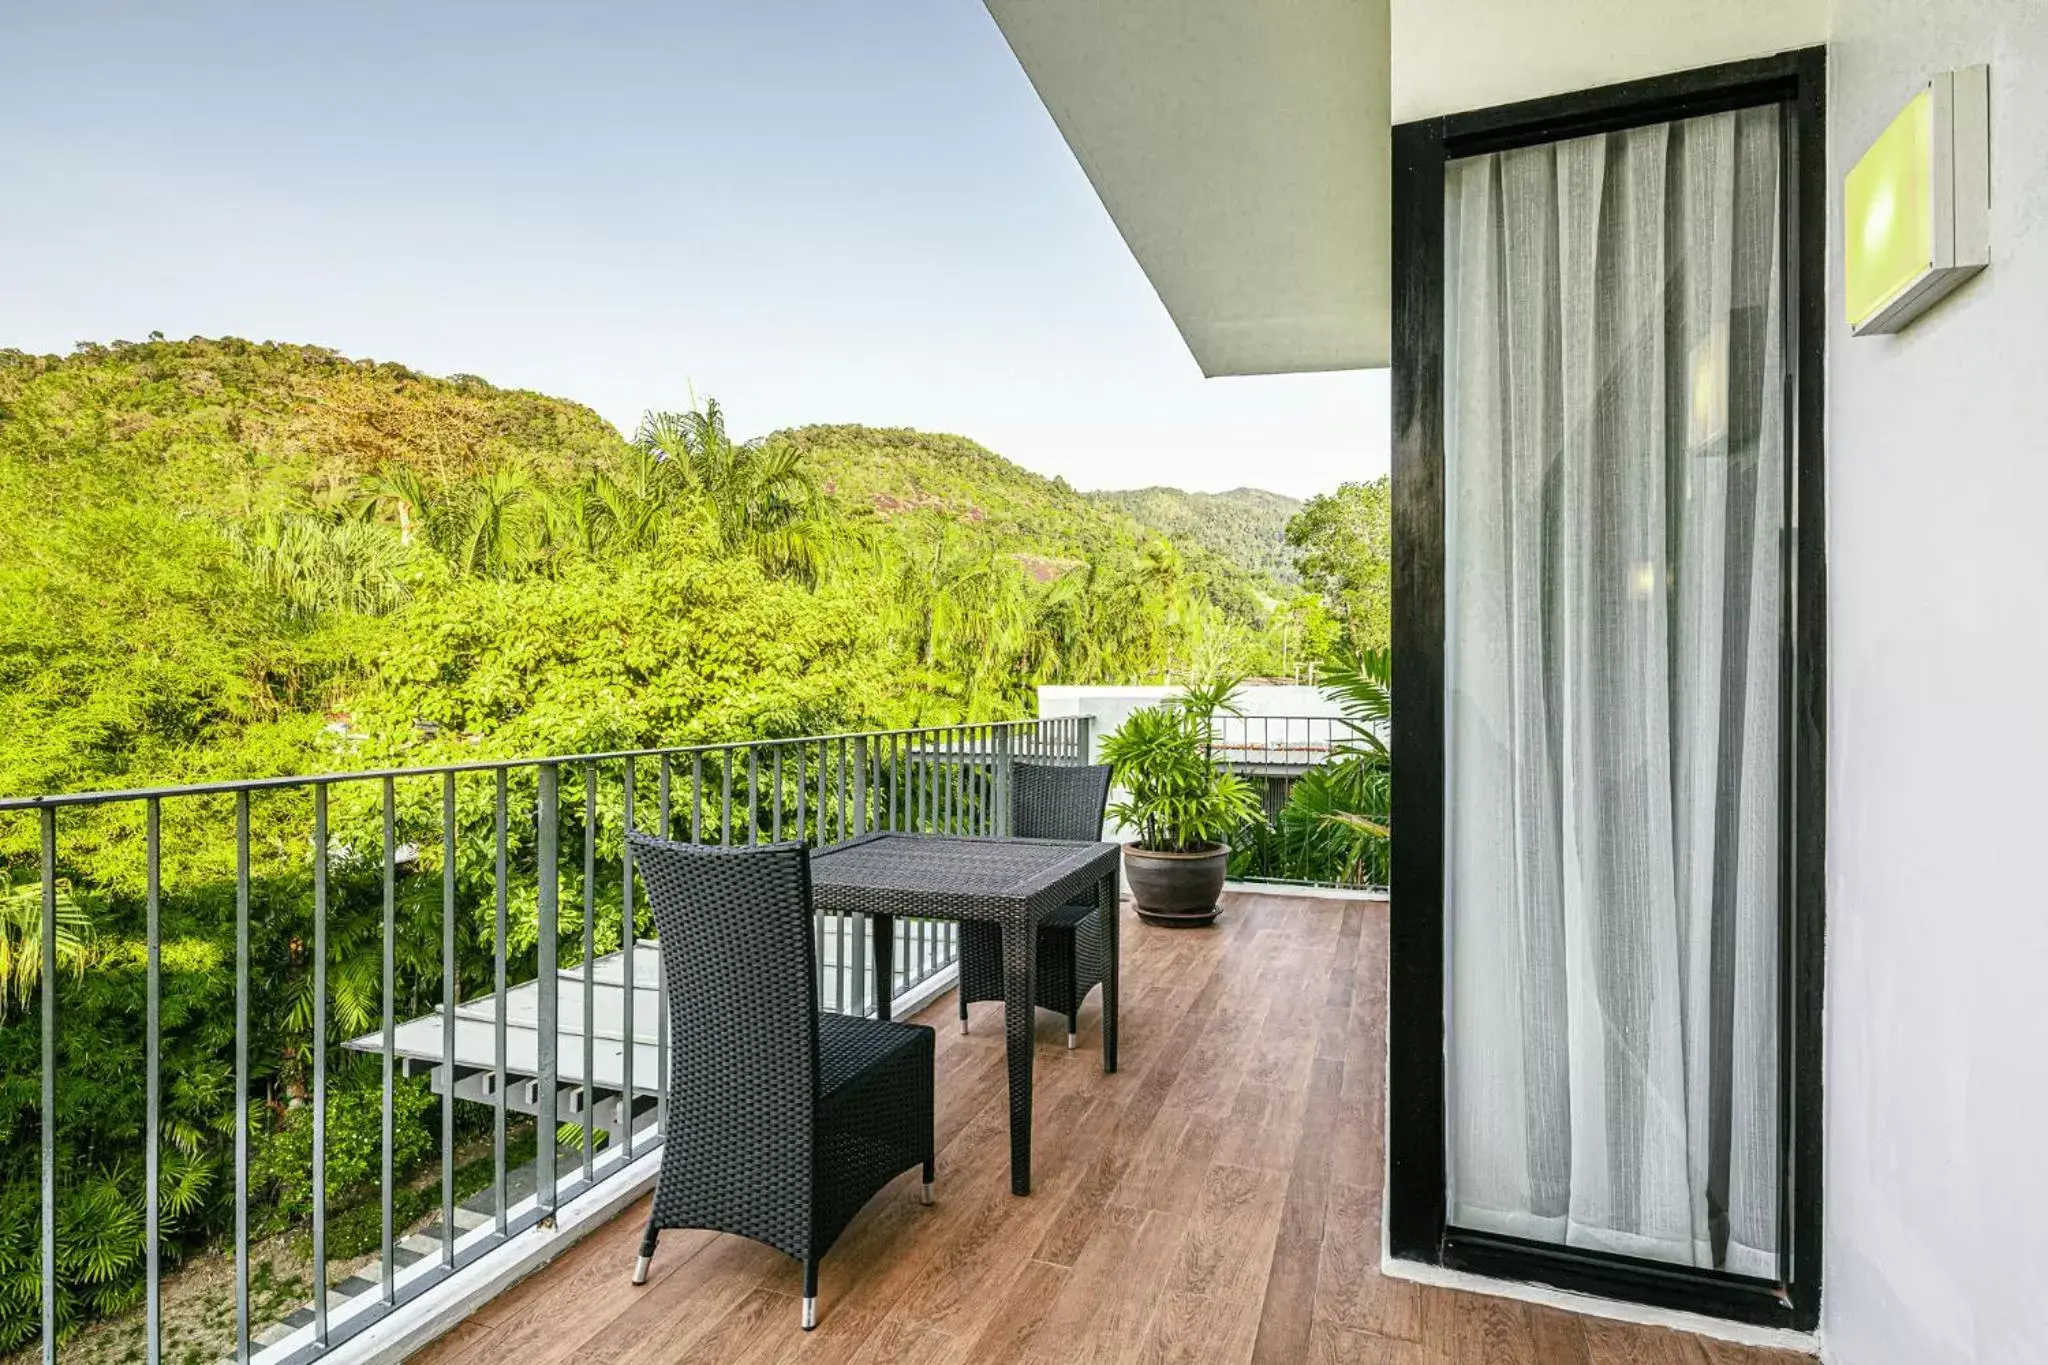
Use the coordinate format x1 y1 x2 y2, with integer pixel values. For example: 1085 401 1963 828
0 337 1301 810
778 425 1267 613
1087 485 1303 588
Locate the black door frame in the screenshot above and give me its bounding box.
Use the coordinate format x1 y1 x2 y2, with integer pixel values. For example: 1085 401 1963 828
1386 47 1828 1332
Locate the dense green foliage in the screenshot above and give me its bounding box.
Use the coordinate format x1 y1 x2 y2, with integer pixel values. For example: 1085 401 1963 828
1230 645 1393 887
0 336 1362 1349
1284 478 1392 653
1100 691 1264 854
1087 486 1303 589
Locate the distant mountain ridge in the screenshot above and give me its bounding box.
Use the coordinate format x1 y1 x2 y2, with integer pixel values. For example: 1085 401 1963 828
1087 485 1303 588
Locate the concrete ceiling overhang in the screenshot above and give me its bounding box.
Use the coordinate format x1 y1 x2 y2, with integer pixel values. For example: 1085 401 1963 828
984 0 1832 380
985 0 1392 376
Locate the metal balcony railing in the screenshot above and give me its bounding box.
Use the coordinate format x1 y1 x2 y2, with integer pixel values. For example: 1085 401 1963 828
1205 714 1352 774
0 715 1088 1365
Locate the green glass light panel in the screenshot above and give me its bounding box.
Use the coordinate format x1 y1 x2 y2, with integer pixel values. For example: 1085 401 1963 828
1843 67 1989 335
1845 89 1933 328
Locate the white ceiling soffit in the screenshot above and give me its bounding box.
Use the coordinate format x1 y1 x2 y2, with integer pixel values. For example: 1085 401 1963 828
985 0 1391 376
1390 0 1828 122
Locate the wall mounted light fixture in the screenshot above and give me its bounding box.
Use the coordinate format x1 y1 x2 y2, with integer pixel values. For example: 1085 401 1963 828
1844 65 1989 335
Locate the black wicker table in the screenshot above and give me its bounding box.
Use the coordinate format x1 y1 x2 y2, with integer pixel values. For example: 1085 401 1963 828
808 831 1121 1196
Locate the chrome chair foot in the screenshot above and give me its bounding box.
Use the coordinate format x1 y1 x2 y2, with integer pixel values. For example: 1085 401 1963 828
631 1254 650 1286
802 1296 818 1330
921 1180 934 1206
1067 1031 1078 1051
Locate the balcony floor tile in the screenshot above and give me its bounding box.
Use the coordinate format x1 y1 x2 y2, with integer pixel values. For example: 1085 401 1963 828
414 892 1808 1365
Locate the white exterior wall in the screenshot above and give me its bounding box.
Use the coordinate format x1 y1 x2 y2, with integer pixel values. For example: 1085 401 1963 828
1821 4 2048 1361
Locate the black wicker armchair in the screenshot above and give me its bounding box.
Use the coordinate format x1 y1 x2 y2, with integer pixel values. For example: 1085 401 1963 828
626 836 935 1331
957 761 1114 1049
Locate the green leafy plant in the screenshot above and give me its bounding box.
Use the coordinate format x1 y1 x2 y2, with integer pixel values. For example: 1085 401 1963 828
1230 642 1392 886
1100 699 1262 854
0 876 92 1018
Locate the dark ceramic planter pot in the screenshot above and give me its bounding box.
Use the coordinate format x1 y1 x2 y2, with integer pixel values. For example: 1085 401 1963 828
1123 842 1230 926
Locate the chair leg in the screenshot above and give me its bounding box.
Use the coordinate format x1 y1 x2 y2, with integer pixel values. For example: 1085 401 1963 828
631 1217 659 1285
922 1157 936 1206
959 990 969 1034
1067 1007 1079 1051
801 1258 819 1330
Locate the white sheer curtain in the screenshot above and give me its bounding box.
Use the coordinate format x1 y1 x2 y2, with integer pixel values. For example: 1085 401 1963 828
1442 106 1784 1277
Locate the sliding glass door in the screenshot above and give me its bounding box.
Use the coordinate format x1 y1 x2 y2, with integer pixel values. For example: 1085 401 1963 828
1385 50 1824 1329
1441 104 1786 1277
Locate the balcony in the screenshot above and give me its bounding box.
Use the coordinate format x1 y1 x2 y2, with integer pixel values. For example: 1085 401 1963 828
6 717 1803 1365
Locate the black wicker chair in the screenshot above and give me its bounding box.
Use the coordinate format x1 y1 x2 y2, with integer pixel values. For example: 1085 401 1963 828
957 761 1114 1050
626 835 935 1331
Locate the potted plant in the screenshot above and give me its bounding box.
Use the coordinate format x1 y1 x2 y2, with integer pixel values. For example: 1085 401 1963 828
1099 694 1263 926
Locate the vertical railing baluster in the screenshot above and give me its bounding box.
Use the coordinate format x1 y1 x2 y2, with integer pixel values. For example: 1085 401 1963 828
892 733 904 830
621 759 637 1161
582 763 597 1183
690 754 703 843
659 754 672 839
312 783 329 1344
843 909 858 1017
440 774 456 1271
234 792 251 1364
794 744 806 845
537 764 560 1215
144 798 161 1365
835 738 848 841
380 777 397 1303
817 740 830 845
747 747 759 845
493 770 508 1236
772 746 784 840
854 735 868 837
720 750 733 847
997 725 1014 836
657 758 672 1146
39 807 55 1365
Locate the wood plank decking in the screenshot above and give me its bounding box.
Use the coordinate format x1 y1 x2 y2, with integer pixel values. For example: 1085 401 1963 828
414 891 1807 1365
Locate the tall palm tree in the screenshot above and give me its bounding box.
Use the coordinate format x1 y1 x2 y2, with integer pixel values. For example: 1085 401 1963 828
635 400 820 582
449 468 536 578
354 466 436 547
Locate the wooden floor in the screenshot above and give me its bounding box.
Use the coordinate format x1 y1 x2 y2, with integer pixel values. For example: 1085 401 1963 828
417 892 1807 1365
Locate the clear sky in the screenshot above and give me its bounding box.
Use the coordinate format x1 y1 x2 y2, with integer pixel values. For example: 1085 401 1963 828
1 0 1388 498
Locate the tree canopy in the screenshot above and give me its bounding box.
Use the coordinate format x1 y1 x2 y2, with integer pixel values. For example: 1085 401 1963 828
1284 477 1392 653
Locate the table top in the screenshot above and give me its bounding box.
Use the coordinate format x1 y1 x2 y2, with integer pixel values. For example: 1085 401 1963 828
808 831 1119 921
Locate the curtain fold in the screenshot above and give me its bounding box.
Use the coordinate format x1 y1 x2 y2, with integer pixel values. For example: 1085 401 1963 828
1443 106 1783 1276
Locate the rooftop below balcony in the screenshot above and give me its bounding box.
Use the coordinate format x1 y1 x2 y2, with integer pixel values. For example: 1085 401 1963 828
411 890 1805 1365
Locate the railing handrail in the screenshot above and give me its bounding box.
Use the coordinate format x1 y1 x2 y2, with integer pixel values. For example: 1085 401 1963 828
0 717 1047 812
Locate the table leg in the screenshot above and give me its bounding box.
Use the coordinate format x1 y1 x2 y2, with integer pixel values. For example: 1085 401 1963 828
870 913 894 1022
1099 872 1119 1074
1001 915 1037 1195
